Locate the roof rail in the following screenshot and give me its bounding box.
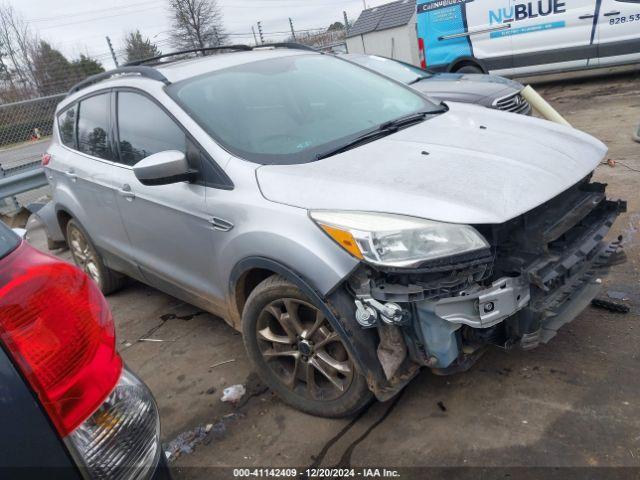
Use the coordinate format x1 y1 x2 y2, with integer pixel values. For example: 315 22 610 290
125 42 318 67
68 66 170 96
125 45 253 66
254 42 318 52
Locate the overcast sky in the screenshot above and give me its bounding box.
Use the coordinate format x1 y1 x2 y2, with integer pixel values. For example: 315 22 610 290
10 0 392 68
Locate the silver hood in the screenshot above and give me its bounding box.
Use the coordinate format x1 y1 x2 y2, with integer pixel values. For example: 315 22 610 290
256 102 607 225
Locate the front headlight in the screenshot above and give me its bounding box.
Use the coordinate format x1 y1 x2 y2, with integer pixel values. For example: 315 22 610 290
310 211 489 268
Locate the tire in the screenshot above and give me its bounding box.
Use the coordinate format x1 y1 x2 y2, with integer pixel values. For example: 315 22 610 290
66 219 126 295
242 275 373 417
455 64 483 74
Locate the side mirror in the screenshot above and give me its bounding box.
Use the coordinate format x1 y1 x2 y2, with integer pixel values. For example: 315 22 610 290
133 150 196 186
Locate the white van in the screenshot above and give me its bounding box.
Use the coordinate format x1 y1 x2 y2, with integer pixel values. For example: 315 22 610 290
416 0 640 76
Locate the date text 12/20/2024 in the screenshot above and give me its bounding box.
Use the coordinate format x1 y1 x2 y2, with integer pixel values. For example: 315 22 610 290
233 468 401 478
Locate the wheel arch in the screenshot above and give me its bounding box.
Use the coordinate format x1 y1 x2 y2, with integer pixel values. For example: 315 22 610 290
55 206 74 241
229 256 338 325
448 56 487 73
228 257 385 385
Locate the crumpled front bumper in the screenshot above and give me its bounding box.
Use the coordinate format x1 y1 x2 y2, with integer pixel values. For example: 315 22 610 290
413 199 626 369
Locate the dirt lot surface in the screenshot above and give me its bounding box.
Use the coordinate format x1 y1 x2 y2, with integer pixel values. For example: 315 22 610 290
27 71 640 478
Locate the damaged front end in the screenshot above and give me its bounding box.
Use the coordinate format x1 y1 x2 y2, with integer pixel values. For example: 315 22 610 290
337 176 626 400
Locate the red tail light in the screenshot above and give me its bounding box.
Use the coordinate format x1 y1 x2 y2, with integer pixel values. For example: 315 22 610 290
0 241 122 436
42 153 51 166
418 37 427 70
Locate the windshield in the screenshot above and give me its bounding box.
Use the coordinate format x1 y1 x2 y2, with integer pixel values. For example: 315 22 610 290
168 53 441 165
345 55 432 84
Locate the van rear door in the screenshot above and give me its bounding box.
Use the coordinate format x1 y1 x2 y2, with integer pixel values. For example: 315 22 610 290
508 0 597 75
595 0 640 67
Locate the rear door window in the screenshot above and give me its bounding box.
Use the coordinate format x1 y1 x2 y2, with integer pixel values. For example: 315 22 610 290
116 91 186 166
77 93 114 161
57 104 77 148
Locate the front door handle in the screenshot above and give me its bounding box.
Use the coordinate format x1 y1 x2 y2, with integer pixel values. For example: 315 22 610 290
209 217 234 232
118 184 136 200
604 11 621 16
579 14 595 19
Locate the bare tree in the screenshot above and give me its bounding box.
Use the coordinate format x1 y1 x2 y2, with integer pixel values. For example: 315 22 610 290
0 3 38 97
168 0 227 51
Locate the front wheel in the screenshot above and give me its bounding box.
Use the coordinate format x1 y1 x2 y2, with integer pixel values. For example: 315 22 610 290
242 275 373 417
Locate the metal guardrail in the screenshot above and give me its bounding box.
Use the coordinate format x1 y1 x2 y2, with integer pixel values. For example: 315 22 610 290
0 162 47 202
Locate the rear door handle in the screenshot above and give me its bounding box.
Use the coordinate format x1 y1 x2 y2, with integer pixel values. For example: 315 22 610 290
65 169 77 182
118 184 136 200
579 14 595 19
604 11 621 16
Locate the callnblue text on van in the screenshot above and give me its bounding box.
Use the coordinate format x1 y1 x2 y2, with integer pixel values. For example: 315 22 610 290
489 0 566 24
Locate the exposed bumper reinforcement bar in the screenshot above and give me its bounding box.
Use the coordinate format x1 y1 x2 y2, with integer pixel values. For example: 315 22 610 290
434 277 531 329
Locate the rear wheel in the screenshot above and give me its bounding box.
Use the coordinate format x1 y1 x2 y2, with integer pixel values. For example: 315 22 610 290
66 219 125 295
242 275 373 417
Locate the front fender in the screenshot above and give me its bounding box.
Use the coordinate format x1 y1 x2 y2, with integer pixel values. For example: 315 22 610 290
229 256 391 397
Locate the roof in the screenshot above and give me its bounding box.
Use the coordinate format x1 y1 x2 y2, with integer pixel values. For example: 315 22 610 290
347 0 415 38
155 48 307 83
62 46 316 105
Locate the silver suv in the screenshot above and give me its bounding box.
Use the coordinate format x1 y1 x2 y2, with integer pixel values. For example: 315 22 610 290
39 45 625 417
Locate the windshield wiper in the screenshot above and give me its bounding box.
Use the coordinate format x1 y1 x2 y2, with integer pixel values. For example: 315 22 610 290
408 76 428 85
316 110 434 160
315 127 395 160
378 110 432 130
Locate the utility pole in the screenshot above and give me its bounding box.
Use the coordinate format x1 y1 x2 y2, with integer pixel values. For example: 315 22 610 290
363 0 367 9
257 21 265 44
289 17 296 41
343 11 350 53
105 36 118 67
213 27 220 46
251 26 259 45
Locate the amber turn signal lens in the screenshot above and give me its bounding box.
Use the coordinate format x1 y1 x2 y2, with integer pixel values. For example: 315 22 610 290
320 224 363 260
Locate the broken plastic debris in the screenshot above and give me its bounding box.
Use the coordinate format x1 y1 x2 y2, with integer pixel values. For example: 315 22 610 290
591 298 631 314
164 425 208 462
209 359 236 369
607 290 630 301
221 384 246 403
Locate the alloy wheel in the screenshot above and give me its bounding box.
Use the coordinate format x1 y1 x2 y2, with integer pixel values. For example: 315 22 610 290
256 298 354 401
68 226 102 287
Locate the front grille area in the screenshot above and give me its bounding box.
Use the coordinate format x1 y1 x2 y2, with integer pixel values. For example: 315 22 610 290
493 92 531 114
481 176 626 312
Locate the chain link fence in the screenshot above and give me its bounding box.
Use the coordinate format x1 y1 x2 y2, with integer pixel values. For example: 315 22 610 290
0 93 64 216
0 93 65 148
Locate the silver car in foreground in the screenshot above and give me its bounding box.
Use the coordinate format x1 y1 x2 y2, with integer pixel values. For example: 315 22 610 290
39 44 625 417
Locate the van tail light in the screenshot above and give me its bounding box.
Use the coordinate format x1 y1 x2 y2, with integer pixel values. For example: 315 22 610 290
0 241 160 479
41 152 51 166
418 37 427 70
